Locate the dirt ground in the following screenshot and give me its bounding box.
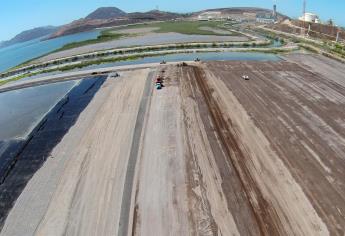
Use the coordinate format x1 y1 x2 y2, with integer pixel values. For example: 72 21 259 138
192 59 345 235
1 54 345 236
1 69 149 236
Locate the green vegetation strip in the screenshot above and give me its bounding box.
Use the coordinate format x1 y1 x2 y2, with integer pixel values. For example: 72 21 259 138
49 21 240 53
2 40 272 79
255 27 345 59
54 30 128 52
0 46 297 87
0 53 172 86
0 74 30 86
117 21 238 36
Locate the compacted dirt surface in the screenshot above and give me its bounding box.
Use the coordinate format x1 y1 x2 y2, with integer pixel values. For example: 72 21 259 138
1 54 345 236
187 60 345 235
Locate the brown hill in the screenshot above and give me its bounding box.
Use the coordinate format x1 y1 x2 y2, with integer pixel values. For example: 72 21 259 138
47 7 286 40
85 7 127 20
47 8 184 39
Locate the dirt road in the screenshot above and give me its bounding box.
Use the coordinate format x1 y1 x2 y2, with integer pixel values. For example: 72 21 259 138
1 55 345 235
117 71 153 236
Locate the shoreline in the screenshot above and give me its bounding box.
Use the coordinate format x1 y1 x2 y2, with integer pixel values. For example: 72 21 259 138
0 44 295 87
1 40 272 77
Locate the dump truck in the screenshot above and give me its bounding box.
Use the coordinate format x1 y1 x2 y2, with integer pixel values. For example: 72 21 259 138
156 77 163 83
156 82 162 90
155 76 163 90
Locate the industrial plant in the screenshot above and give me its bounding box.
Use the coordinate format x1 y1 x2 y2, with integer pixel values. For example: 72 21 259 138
197 5 279 24
298 0 320 23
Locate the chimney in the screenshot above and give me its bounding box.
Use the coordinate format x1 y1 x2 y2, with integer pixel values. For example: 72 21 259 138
273 4 277 19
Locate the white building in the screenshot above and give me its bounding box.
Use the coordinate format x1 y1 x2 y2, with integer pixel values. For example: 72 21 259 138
198 11 222 21
256 13 276 24
198 11 258 22
299 13 320 23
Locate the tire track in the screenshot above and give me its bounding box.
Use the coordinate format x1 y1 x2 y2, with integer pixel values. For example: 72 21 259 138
189 65 282 235
117 71 153 236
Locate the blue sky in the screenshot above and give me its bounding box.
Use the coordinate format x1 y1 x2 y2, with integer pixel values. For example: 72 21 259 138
0 0 344 41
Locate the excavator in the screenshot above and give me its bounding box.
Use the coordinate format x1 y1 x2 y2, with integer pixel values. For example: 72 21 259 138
155 76 163 90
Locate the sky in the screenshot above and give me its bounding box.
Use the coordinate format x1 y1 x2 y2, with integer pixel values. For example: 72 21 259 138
0 0 344 41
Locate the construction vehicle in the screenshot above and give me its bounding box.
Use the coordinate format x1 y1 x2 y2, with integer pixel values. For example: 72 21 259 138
156 77 163 83
155 76 164 90
242 75 249 80
156 82 162 90
109 72 120 78
177 62 188 67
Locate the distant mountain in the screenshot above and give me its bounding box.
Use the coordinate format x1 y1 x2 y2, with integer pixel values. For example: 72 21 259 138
85 7 127 20
47 7 185 39
6 6 286 42
128 10 185 20
0 26 59 48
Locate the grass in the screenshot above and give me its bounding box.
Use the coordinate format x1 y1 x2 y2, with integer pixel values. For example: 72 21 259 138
255 27 345 62
0 73 35 86
152 21 233 35
54 21 236 52
0 53 171 86
119 21 240 36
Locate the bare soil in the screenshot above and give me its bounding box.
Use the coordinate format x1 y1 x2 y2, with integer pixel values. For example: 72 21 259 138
2 55 345 235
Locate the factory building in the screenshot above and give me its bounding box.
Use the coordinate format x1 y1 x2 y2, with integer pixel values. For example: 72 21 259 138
256 13 276 24
256 4 277 24
299 1 320 23
299 12 320 23
197 11 257 22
